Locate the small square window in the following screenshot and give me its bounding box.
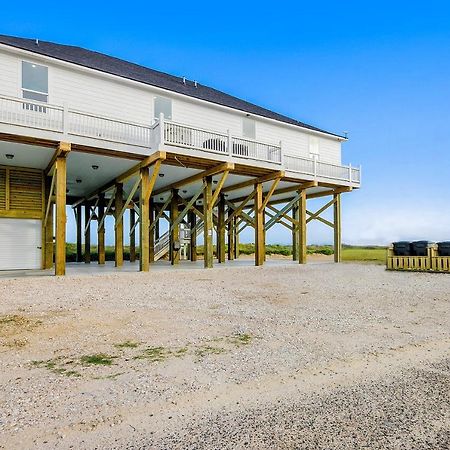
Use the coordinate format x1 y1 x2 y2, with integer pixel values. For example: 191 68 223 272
154 96 172 120
243 117 256 139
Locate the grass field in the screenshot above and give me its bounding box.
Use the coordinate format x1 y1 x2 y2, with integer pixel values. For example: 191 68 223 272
66 243 386 264
341 246 386 264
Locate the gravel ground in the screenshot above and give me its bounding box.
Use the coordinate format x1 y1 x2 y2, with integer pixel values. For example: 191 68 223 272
0 263 449 449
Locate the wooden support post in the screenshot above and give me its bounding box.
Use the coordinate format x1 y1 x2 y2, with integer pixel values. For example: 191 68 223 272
218 194 226 263
140 168 150 271
227 206 235 261
170 189 180 265
263 209 267 262
55 155 67 276
129 208 136 263
203 176 213 269
292 204 299 261
334 193 342 263
43 176 54 269
189 210 197 261
149 199 155 263
84 202 91 264
76 205 82 262
115 183 124 267
254 183 264 266
97 194 105 265
234 216 240 258
298 189 307 264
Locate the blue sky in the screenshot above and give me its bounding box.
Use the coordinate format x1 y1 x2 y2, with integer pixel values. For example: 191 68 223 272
2 1 450 245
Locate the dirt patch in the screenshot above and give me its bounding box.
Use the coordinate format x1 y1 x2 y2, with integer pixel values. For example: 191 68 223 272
0 314 43 348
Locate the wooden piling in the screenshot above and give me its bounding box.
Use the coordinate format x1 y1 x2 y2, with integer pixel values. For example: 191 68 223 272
203 176 213 268
114 183 124 267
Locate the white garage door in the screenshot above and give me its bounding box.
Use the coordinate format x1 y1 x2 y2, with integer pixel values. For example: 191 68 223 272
0 219 42 270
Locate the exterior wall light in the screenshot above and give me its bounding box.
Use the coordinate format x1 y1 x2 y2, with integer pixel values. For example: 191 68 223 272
159 173 165 178
92 165 99 170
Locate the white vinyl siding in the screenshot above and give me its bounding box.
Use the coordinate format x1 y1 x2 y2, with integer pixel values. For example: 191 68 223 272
0 52 20 97
0 218 42 270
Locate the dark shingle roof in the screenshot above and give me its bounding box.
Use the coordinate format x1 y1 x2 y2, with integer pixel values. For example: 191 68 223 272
0 34 343 138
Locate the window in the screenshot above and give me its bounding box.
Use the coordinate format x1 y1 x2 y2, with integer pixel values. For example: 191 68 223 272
22 61 48 103
154 96 172 120
309 136 320 159
243 117 256 139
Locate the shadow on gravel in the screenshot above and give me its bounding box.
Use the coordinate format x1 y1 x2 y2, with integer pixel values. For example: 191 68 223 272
148 360 450 450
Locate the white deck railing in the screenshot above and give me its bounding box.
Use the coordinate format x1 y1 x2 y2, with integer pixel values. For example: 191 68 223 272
69 110 153 147
162 120 282 164
284 154 361 184
0 95 64 132
231 136 282 163
164 121 228 155
0 94 360 185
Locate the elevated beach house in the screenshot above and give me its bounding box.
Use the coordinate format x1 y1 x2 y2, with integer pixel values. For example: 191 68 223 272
0 35 360 274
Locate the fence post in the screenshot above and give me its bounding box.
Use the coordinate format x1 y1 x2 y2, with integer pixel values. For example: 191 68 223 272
279 140 283 164
313 157 318 179
349 163 352 184
228 130 232 156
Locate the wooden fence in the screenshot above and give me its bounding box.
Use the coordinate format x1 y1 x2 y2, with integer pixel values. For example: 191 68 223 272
387 246 450 273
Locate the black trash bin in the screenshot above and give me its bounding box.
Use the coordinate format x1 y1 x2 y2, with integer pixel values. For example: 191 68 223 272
410 241 432 256
437 241 450 256
393 241 411 256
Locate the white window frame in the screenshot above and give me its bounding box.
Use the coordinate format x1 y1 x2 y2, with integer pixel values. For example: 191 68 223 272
308 135 320 159
243 116 256 139
20 60 49 104
154 95 172 121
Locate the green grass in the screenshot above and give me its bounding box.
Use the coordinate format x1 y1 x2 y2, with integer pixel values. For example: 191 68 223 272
341 246 386 264
195 345 226 357
195 243 334 256
66 243 386 264
134 346 169 362
80 354 115 366
114 340 140 349
31 359 81 377
66 243 137 262
229 333 253 346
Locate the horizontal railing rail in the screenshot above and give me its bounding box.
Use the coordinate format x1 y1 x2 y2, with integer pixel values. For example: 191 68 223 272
164 121 228 155
231 136 282 163
284 154 360 184
154 230 170 260
162 120 282 163
68 110 152 147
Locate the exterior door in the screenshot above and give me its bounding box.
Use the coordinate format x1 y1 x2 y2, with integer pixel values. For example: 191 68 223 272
0 218 42 270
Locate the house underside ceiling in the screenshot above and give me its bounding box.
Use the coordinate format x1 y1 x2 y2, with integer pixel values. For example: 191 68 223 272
0 139 344 208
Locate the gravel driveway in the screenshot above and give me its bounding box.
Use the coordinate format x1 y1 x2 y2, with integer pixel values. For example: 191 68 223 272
0 263 449 449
